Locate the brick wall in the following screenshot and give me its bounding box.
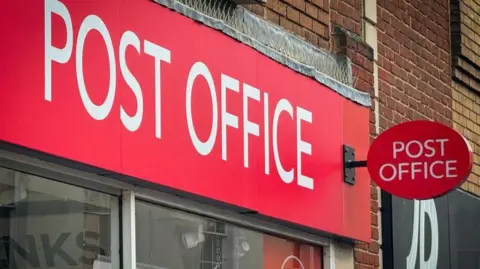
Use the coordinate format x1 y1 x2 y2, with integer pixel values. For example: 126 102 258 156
244 1 379 268
451 0 480 196
376 0 452 268
377 0 452 130
246 0 364 50
246 0 331 49
375 2 452 265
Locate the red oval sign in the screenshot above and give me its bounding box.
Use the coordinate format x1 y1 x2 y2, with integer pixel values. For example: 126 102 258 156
367 120 473 200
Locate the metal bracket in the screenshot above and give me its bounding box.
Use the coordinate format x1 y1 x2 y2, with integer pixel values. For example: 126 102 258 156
343 145 367 185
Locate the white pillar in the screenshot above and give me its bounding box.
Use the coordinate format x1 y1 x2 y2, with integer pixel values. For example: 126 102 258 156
122 190 136 269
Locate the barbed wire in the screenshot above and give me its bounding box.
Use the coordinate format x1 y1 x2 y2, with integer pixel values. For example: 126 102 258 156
176 0 354 86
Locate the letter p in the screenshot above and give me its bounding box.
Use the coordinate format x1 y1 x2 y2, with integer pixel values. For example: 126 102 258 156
45 0 73 101
393 141 405 159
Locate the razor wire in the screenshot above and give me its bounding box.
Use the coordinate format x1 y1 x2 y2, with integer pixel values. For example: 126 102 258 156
175 0 355 86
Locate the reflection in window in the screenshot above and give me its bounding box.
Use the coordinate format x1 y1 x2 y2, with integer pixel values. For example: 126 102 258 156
135 200 323 269
0 167 119 269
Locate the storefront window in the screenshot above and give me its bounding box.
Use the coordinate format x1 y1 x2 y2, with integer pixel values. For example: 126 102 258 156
0 167 119 269
136 200 322 269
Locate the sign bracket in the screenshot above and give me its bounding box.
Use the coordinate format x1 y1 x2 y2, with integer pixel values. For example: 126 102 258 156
343 145 367 185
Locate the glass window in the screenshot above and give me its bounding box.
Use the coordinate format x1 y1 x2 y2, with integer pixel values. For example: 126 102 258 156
135 200 323 269
0 167 120 269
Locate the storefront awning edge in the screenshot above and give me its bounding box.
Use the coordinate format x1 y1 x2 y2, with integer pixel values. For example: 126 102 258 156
152 0 372 107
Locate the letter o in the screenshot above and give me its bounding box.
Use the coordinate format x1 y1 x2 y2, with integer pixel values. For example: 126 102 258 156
76 15 116 121
186 62 218 156
379 163 397 181
406 140 423 158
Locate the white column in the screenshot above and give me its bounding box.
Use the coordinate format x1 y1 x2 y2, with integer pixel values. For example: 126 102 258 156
110 198 121 269
323 241 336 269
363 0 381 267
122 190 136 269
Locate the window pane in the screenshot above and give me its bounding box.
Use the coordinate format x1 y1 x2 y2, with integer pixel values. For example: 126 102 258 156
262 235 322 269
0 167 119 269
135 200 322 269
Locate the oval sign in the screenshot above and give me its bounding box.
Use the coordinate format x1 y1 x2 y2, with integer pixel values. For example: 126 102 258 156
367 120 473 200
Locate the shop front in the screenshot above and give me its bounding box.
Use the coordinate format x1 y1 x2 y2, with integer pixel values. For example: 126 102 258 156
0 0 372 268
0 162 327 269
381 190 480 269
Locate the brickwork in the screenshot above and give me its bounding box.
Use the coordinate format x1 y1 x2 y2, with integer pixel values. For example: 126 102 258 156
258 0 331 49
245 0 363 50
451 0 480 196
377 0 452 130
375 0 452 268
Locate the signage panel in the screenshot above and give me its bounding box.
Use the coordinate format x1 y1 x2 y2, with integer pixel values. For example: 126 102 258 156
367 121 473 200
0 0 370 241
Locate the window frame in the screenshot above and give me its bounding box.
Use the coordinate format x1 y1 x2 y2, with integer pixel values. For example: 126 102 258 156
0 149 336 269
0 150 123 269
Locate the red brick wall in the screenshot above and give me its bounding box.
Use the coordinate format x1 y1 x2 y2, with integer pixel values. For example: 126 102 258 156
376 0 452 129
246 0 331 49
246 0 365 50
375 1 452 267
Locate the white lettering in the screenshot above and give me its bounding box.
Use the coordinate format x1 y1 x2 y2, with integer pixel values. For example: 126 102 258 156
42 4 321 191
429 160 443 179
398 163 409 180
186 62 218 156
424 139 435 157
384 138 459 181
243 83 260 168
119 31 143 132
406 200 439 269
411 162 422 180
394 139 450 159
379 163 397 181
406 140 423 158
220 74 239 161
393 141 404 159
264 92 270 175
419 200 439 269
144 40 171 138
296 107 313 189
379 160 460 181
273 99 294 184
45 0 73 102
436 138 448 156
446 160 457 178
76 15 116 121
406 200 421 269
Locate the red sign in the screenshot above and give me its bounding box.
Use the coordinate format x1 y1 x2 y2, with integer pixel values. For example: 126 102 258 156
367 121 473 200
0 0 371 241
